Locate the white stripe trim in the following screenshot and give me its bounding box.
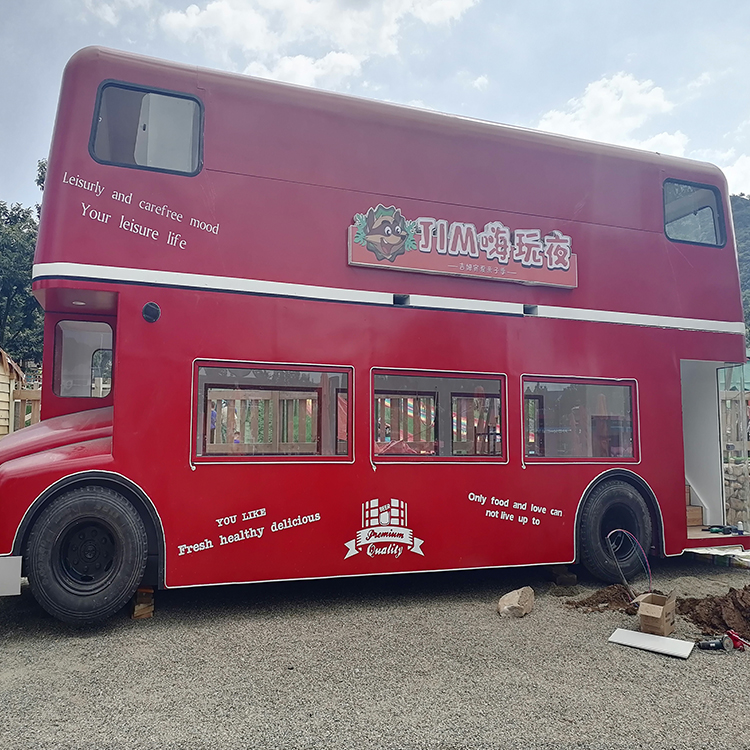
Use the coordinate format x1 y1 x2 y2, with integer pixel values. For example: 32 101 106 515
408 294 522 316
33 262 391 306
535 304 746 334
33 262 745 335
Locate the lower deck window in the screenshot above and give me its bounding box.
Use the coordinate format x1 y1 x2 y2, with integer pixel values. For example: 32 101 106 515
524 380 634 459
196 366 349 457
374 372 503 458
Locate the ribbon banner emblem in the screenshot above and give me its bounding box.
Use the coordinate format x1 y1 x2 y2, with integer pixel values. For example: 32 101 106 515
345 499 425 559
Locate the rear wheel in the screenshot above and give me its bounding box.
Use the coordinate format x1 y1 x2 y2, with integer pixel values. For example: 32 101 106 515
26 486 148 625
579 480 652 583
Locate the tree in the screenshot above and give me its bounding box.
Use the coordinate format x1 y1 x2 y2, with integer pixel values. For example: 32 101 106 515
730 194 750 342
36 159 47 193
0 202 43 364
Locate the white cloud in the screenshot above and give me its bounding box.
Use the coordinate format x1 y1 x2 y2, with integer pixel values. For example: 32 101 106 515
83 0 152 25
636 131 688 157
245 51 362 87
687 72 712 91
408 0 479 24
83 0 119 24
722 154 750 196
470 74 488 91
161 2 276 58
158 0 479 87
537 73 686 156
690 147 737 164
725 117 750 140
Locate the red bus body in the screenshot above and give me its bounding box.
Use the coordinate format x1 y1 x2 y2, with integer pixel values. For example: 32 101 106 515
0 47 746 618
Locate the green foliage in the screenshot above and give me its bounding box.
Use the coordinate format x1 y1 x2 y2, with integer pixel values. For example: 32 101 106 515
0 202 43 363
353 213 368 246
730 194 750 342
402 218 419 252
36 159 47 193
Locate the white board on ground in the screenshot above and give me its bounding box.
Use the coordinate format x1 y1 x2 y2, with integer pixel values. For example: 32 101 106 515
608 628 694 659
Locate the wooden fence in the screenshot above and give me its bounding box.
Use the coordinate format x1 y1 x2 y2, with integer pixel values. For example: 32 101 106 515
206 388 320 455
12 389 41 432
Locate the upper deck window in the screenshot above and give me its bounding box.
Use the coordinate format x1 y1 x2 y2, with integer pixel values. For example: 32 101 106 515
91 83 202 175
664 179 725 247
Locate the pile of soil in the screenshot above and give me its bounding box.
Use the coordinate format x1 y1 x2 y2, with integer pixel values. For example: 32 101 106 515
677 585 750 639
566 584 638 615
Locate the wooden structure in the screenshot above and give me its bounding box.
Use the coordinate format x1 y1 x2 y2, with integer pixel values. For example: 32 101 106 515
13 390 41 432
0 350 25 438
206 388 323 455
131 587 155 620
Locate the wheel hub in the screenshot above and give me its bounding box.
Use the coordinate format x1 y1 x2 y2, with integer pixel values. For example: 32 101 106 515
60 521 116 587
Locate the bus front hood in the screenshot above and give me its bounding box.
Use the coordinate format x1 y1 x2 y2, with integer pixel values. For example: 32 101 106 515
0 407 113 464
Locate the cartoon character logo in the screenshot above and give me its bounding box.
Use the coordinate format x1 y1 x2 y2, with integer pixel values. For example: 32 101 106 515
353 205 418 263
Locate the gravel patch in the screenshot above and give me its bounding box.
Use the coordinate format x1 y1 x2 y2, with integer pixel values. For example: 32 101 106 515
1 556 749 750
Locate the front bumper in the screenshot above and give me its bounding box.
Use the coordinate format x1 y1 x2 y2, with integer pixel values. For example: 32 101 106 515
0 556 22 596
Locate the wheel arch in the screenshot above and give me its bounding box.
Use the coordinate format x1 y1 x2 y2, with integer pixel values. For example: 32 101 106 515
12 471 165 588
573 468 665 563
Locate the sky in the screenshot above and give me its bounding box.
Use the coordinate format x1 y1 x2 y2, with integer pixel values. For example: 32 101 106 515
3 0 750 209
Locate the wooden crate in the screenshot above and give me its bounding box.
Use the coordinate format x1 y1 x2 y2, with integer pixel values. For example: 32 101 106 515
687 505 704 527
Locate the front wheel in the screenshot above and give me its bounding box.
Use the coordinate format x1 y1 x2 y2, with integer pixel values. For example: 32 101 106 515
26 486 148 625
579 480 652 583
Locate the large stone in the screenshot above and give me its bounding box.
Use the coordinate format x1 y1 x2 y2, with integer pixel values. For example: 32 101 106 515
497 586 535 618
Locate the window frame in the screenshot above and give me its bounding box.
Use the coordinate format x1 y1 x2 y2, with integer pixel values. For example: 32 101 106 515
521 375 640 465
52 319 115 400
191 359 354 465
663 178 726 249
371 367 508 464
89 79 204 177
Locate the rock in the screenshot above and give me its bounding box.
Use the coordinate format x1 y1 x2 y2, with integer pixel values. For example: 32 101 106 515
497 586 535 617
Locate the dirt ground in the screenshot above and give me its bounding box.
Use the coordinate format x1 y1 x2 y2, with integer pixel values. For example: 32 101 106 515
677 585 750 638
566 580 750 640
2 555 750 750
566 583 639 615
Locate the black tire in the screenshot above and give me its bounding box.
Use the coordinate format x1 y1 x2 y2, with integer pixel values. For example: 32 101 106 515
25 486 148 625
579 480 653 583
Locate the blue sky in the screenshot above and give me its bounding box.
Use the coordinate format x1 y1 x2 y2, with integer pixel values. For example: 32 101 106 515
3 0 750 208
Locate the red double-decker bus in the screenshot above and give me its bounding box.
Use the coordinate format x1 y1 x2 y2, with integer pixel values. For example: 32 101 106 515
0 47 745 624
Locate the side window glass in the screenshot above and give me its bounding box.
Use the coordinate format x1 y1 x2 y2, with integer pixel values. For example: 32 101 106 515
373 372 504 459
92 84 202 175
196 366 350 458
53 321 113 398
664 180 725 247
523 380 634 459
